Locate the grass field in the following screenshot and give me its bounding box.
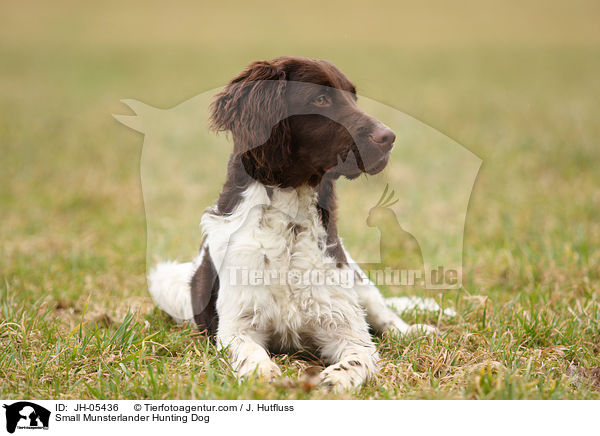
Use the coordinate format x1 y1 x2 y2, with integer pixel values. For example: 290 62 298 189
1 0 599 399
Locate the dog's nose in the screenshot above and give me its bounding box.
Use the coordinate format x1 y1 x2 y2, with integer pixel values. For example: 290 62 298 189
371 125 396 151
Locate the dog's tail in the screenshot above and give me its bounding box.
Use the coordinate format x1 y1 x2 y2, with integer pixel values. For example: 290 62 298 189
147 261 195 324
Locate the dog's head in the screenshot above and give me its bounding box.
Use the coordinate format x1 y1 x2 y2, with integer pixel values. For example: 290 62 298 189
210 56 395 187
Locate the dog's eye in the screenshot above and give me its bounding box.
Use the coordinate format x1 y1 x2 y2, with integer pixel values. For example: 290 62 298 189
312 94 331 106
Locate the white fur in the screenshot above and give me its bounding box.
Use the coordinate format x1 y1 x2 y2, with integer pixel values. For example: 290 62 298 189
387 296 457 317
148 261 196 323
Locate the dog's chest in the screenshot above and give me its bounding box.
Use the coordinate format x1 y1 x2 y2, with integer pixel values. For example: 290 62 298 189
248 187 351 336
255 186 326 270
205 183 358 343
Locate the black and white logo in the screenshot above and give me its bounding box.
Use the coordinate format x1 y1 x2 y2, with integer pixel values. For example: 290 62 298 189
3 402 50 434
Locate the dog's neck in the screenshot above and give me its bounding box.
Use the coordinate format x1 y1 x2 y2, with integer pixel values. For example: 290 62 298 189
216 154 337 229
218 152 331 203
213 155 347 267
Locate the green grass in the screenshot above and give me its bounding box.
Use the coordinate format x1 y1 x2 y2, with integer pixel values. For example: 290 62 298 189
1 0 599 399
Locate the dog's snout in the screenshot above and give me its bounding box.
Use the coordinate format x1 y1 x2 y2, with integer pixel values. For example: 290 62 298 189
370 125 396 151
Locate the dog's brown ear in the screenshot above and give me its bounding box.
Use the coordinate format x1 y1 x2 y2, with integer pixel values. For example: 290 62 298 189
210 60 289 152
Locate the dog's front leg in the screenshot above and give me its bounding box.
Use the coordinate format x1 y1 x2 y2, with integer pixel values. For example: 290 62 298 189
217 322 281 381
343 248 438 336
353 275 437 335
313 323 380 392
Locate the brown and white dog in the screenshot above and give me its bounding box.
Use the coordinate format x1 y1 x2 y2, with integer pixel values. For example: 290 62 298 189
149 57 435 391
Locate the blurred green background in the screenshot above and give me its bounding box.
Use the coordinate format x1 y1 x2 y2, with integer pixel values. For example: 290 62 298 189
1 0 599 399
2 0 598 298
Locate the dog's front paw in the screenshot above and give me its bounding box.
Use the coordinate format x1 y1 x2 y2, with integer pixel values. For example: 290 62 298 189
319 361 367 392
236 357 282 380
